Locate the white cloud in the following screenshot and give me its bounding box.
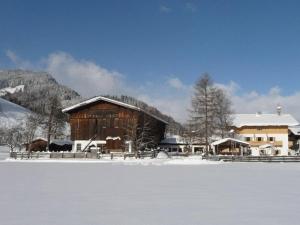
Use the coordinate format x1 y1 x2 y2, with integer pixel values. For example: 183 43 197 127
44 52 126 97
159 5 172 13
6 50 18 63
215 81 240 96
5 50 32 69
5 50 300 123
167 77 187 90
185 2 198 12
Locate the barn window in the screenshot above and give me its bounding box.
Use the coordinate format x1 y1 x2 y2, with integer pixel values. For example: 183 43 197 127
102 118 106 128
106 117 111 128
76 143 82 151
114 118 119 128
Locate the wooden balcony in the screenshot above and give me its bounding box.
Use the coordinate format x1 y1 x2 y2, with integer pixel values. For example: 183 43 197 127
248 141 283 147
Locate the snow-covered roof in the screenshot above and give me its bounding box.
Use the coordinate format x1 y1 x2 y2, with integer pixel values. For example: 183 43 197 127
32 137 48 142
233 114 299 128
160 135 186 145
62 96 168 124
50 139 73 146
289 126 300 136
211 138 250 146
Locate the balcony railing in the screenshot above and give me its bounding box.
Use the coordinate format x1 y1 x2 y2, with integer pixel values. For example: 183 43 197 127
248 141 283 147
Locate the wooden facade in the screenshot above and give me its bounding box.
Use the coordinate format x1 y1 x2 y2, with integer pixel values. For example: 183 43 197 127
64 98 167 152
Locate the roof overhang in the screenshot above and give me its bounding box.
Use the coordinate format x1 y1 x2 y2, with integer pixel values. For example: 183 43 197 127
62 96 169 124
211 138 250 146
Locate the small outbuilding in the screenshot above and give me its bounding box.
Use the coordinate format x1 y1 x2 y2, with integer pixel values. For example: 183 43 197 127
211 138 250 155
25 138 48 152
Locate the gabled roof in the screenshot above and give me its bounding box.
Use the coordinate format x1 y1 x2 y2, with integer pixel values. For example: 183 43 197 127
233 114 299 128
211 138 250 146
289 126 300 136
62 96 168 124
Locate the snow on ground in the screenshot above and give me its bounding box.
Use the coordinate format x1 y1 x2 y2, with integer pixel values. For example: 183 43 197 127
0 97 29 128
5 156 221 166
0 160 300 225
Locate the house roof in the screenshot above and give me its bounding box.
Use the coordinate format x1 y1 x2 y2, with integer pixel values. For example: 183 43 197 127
50 139 73 146
211 138 250 146
233 114 299 128
62 96 169 124
289 126 300 136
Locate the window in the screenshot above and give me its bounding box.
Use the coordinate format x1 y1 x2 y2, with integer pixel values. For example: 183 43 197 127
268 137 275 142
76 143 81 151
102 118 106 128
257 137 263 142
114 118 119 128
106 117 111 128
119 119 123 128
245 137 251 142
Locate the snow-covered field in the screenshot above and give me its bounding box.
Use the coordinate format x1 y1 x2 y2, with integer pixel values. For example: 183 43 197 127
0 158 300 225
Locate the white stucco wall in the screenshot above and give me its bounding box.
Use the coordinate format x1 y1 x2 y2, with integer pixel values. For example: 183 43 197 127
237 133 289 156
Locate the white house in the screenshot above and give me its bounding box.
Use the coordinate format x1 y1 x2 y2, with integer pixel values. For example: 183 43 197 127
233 112 299 156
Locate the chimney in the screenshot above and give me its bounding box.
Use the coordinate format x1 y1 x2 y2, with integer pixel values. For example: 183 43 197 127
277 104 282 116
256 111 262 116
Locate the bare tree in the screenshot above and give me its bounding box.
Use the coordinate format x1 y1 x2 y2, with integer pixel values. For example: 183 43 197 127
22 114 44 145
135 116 156 152
190 73 233 155
182 123 198 152
4 126 24 152
45 95 66 150
214 89 233 138
124 115 156 155
190 74 217 154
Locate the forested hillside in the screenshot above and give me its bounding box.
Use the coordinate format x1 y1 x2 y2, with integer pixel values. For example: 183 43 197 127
0 70 81 115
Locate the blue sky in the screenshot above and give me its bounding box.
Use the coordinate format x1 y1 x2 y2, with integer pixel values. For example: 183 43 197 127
1 0 300 121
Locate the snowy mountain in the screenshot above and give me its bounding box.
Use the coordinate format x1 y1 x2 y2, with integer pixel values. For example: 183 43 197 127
0 70 81 115
0 97 30 128
0 85 24 96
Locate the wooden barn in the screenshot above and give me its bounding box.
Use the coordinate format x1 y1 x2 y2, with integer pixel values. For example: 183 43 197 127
62 96 168 153
25 138 48 152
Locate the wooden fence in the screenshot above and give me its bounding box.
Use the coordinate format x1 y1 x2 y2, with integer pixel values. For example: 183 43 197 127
9 151 155 160
203 155 300 162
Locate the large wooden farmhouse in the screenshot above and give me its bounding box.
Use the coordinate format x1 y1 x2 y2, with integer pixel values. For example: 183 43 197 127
62 96 168 153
